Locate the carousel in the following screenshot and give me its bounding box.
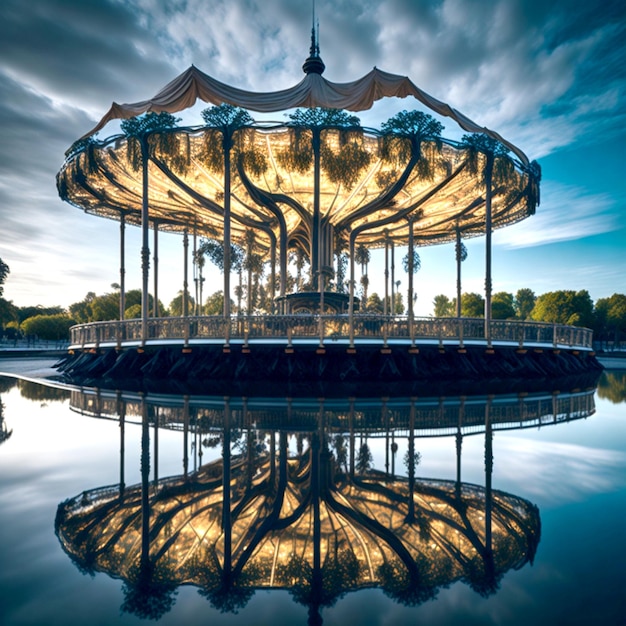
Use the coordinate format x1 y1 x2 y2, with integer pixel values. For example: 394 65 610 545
55 27 598 389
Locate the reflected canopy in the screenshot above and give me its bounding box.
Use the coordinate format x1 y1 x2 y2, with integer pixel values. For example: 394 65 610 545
53 388 567 620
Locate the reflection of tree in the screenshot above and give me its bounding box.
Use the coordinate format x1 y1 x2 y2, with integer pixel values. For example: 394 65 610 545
121 561 178 620
0 377 18 394
0 395 12 445
597 371 626 404
18 380 69 403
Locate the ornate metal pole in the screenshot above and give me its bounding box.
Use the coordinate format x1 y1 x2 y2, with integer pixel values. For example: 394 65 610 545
456 227 462 318
384 235 389 317
183 229 189 318
193 226 198 316
119 211 126 321
153 219 159 318
391 239 395 315
223 134 232 319
408 218 415 344
349 234 356 349
484 154 494 349
140 137 150 346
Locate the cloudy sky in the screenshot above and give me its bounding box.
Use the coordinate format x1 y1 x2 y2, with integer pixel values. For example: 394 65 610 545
1 0 624 316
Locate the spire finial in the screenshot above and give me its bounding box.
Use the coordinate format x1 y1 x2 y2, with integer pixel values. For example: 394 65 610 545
303 0 325 75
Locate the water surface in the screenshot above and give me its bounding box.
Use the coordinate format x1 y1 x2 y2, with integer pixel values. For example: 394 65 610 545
0 373 624 626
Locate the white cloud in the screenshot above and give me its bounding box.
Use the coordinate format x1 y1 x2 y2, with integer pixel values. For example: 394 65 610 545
496 181 619 248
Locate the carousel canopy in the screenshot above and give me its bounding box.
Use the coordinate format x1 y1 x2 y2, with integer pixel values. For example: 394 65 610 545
58 45 540 267
80 64 529 166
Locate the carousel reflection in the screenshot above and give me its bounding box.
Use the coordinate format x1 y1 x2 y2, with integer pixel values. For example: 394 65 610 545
56 387 596 622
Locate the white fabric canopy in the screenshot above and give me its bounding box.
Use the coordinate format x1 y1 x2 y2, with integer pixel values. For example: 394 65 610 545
82 65 529 166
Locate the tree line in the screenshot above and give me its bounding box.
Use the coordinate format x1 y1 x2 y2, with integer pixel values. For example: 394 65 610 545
432 288 626 347
1 255 624 347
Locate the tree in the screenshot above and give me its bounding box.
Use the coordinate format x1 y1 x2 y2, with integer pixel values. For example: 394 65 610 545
69 292 96 324
433 294 454 317
356 442 373 474
365 292 384 313
531 290 594 327
491 292 515 320
0 298 18 328
514 288 536 320
124 304 142 319
0 258 9 298
88 292 119 321
17 305 64 324
21 314 76 341
203 291 234 315
169 291 196 317
460 292 485 318
384 292 404 315
355 244 370 302
594 293 626 348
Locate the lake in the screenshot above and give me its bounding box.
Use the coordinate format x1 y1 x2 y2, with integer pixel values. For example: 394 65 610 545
0 368 624 626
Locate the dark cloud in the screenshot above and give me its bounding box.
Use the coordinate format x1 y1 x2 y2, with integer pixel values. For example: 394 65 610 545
0 0 623 308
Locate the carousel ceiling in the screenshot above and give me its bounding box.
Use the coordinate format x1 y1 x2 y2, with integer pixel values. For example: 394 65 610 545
58 122 537 256
58 47 539 258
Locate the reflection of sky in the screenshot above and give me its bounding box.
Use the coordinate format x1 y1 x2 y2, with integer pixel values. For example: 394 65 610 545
1 379 625 626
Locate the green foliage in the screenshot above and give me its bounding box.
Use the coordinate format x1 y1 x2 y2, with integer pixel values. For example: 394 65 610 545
530 290 594 327
201 104 254 129
121 112 181 138
18 380 69 402
455 240 468 262
356 442 373 473
320 135 371 189
198 239 244 272
433 294 454 317
276 128 313 173
380 111 444 173
199 105 259 176
67 290 161 323
278 109 369 187
597 372 626 403
385 292 405 315
365 292 384 313
461 292 485 317
168 291 195 317
355 244 370 269
285 107 361 129
89 292 119 321
203 291 232 315
120 112 181 172
491 292 515 320
402 250 421 274
0 257 9 297
381 110 444 139
17 305 64 324
594 293 626 344
0 298 18 327
460 133 514 185
124 304 142 319
20 313 76 340
514 288 536 320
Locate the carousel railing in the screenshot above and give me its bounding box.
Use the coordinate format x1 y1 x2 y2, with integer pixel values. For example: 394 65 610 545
69 315 594 351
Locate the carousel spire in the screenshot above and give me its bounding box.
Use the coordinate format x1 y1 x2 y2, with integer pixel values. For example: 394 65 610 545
302 0 325 75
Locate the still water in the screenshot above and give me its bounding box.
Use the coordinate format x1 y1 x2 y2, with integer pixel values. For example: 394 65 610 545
0 371 624 626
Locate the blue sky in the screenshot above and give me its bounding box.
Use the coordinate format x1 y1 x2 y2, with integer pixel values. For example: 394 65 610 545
0 0 624 317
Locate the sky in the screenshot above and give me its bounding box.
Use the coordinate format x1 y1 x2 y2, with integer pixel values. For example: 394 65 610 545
0 0 624 317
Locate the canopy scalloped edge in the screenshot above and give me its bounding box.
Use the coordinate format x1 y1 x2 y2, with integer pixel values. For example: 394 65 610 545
80 65 530 167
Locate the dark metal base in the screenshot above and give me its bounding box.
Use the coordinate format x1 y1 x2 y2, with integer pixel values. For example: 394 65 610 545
54 342 603 398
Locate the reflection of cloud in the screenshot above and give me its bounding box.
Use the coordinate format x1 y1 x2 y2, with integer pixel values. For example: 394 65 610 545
496 182 618 248
496 438 626 504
